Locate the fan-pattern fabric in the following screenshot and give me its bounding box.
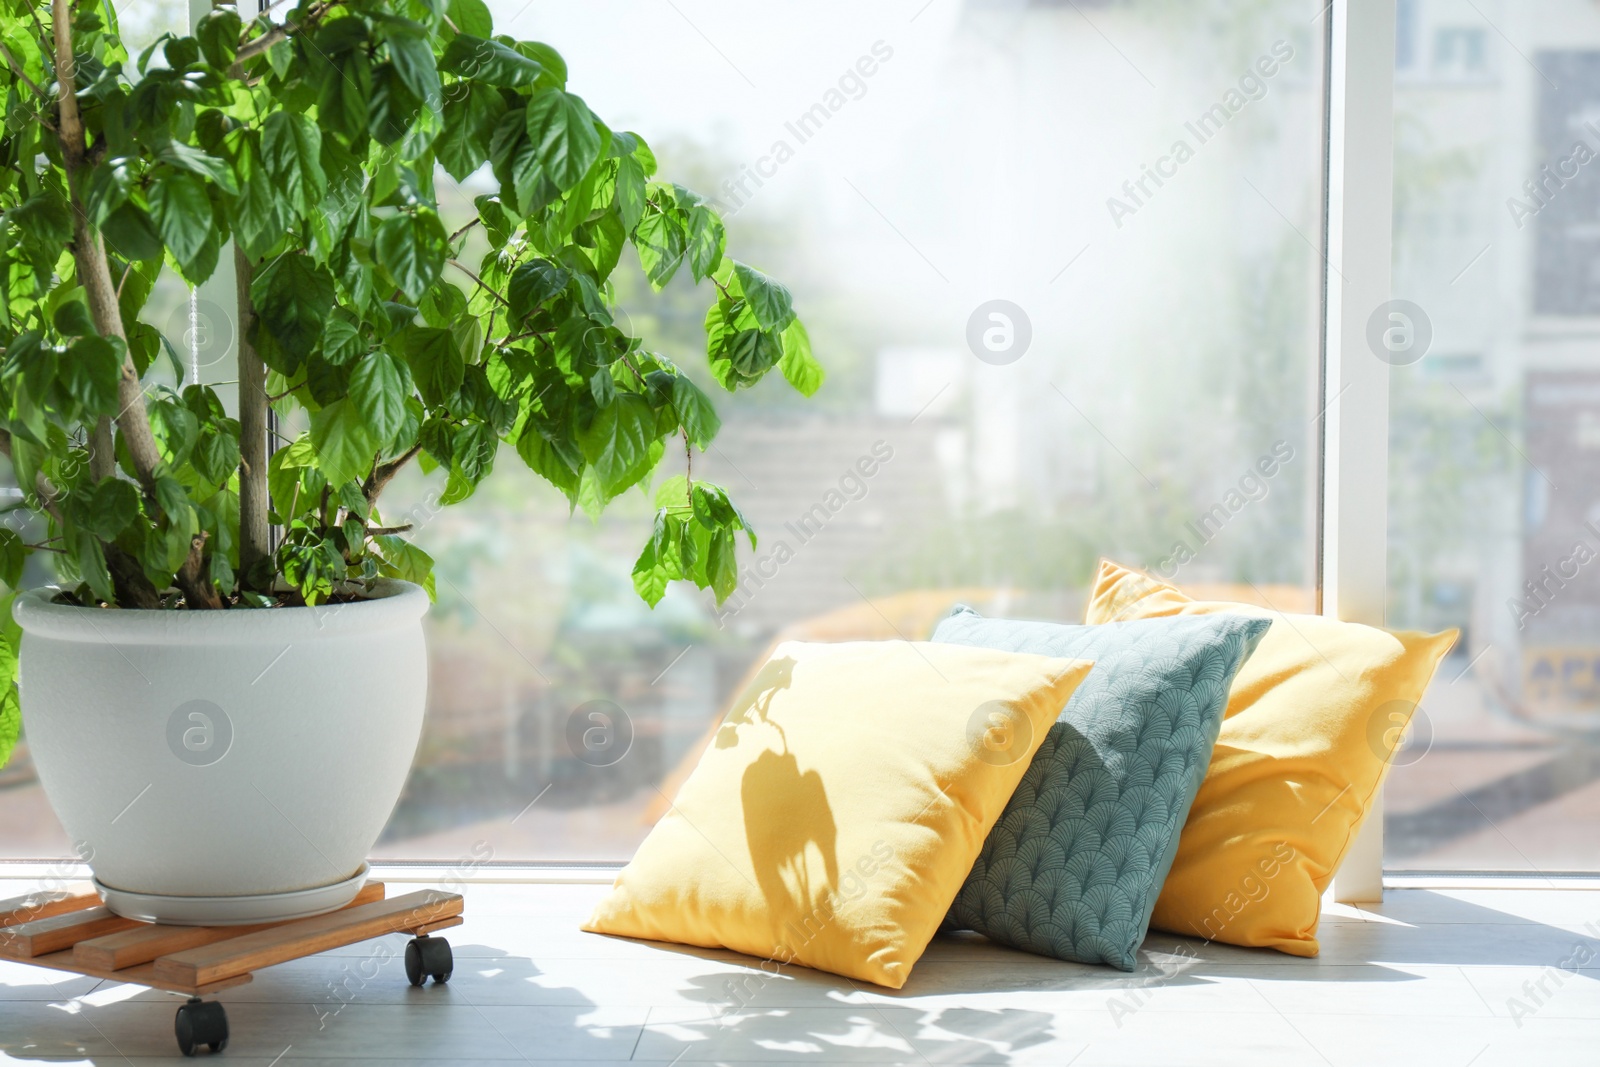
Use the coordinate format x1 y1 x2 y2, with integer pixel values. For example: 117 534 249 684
935 607 1269 971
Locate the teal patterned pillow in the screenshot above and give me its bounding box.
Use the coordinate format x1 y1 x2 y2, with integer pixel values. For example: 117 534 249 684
935 607 1269 971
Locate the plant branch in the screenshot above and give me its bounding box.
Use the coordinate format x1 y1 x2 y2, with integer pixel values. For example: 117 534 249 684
447 259 510 308
234 27 287 65
235 246 272 590
175 531 222 609
491 329 538 346
363 443 422 510
233 1 342 68
52 0 162 493
448 217 480 244
103 545 162 609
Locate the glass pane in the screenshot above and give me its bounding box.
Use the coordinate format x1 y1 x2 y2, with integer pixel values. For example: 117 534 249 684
1386 0 1600 870
0 0 1328 860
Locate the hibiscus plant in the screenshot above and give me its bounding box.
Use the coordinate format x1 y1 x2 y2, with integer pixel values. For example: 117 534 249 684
0 0 822 763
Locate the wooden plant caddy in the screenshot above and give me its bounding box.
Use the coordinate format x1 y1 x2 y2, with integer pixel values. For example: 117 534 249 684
0 880 463 1056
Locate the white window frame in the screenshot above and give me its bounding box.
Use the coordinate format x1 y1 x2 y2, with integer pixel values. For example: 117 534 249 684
1322 0 1397 902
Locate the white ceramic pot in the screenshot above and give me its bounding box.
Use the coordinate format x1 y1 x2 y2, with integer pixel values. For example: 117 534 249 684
14 580 429 925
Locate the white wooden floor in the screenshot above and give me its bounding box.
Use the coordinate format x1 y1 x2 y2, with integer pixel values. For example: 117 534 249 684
1 870 1597 1065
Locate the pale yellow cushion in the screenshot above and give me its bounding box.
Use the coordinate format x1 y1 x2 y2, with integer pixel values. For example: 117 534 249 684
1086 560 1457 956
582 639 1092 988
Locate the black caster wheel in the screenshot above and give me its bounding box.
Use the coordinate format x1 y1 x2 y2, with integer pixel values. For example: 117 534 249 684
174 997 228 1056
404 935 453 986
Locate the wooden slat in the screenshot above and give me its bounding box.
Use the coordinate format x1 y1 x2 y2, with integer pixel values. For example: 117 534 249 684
153 890 463 988
411 915 463 937
0 884 98 928
72 881 387 972
0 906 138 959
15 944 254 996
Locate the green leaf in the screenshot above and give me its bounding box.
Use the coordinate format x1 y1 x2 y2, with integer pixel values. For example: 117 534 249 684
402 326 464 405
317 48 372 141
251 255 335 364
420 284 467 328
520 40 567 90
515 420 581 496
192 428 240 486
153 474 191 523
10 191 72 251
147 399 199 468
672 374 721 448
100 203 163 262
634 211 684 289
377 211 449 302
439 466 476 504
0 591 19 768
729 329 783 378
704 300 780 389
59 336 121 416
229 137 288 259
733 262 795 330
52 297 93 337
280 536 346 606
267 37 293 79
578 394 654 495
0 533 21 590
685 205 725 282
149 173 213 281
524 88 602 192
778 318 823 397
71 531 113 604
163 35 199 70
652 474 689 510
707 526 738 602
156 141 238 196
195 5 241 67
447 0 493 37
439 34 542 87
386 31 441 109
369 62 422 145
321 316 364 365
437 84 506 182
452 422 498 481
349 351 411 442
310 398 379 487
631 534 670 607
507 259 570 323
261 111 327 217
373 534 436 600
615 154 646 232
85 478 140 538
268 437 324 523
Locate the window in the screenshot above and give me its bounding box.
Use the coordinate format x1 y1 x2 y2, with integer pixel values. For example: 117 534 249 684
1385 0 1600 872
1433 27 1488 77
0 0 1330 862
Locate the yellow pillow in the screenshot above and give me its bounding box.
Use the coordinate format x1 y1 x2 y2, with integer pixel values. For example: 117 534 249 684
583 639 1092 988
1085 560 1457 956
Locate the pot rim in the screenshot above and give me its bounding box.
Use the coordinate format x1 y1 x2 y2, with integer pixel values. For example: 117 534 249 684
12 578 429 645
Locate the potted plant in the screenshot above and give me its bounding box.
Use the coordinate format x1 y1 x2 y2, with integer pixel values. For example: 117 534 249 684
0 0 820 923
